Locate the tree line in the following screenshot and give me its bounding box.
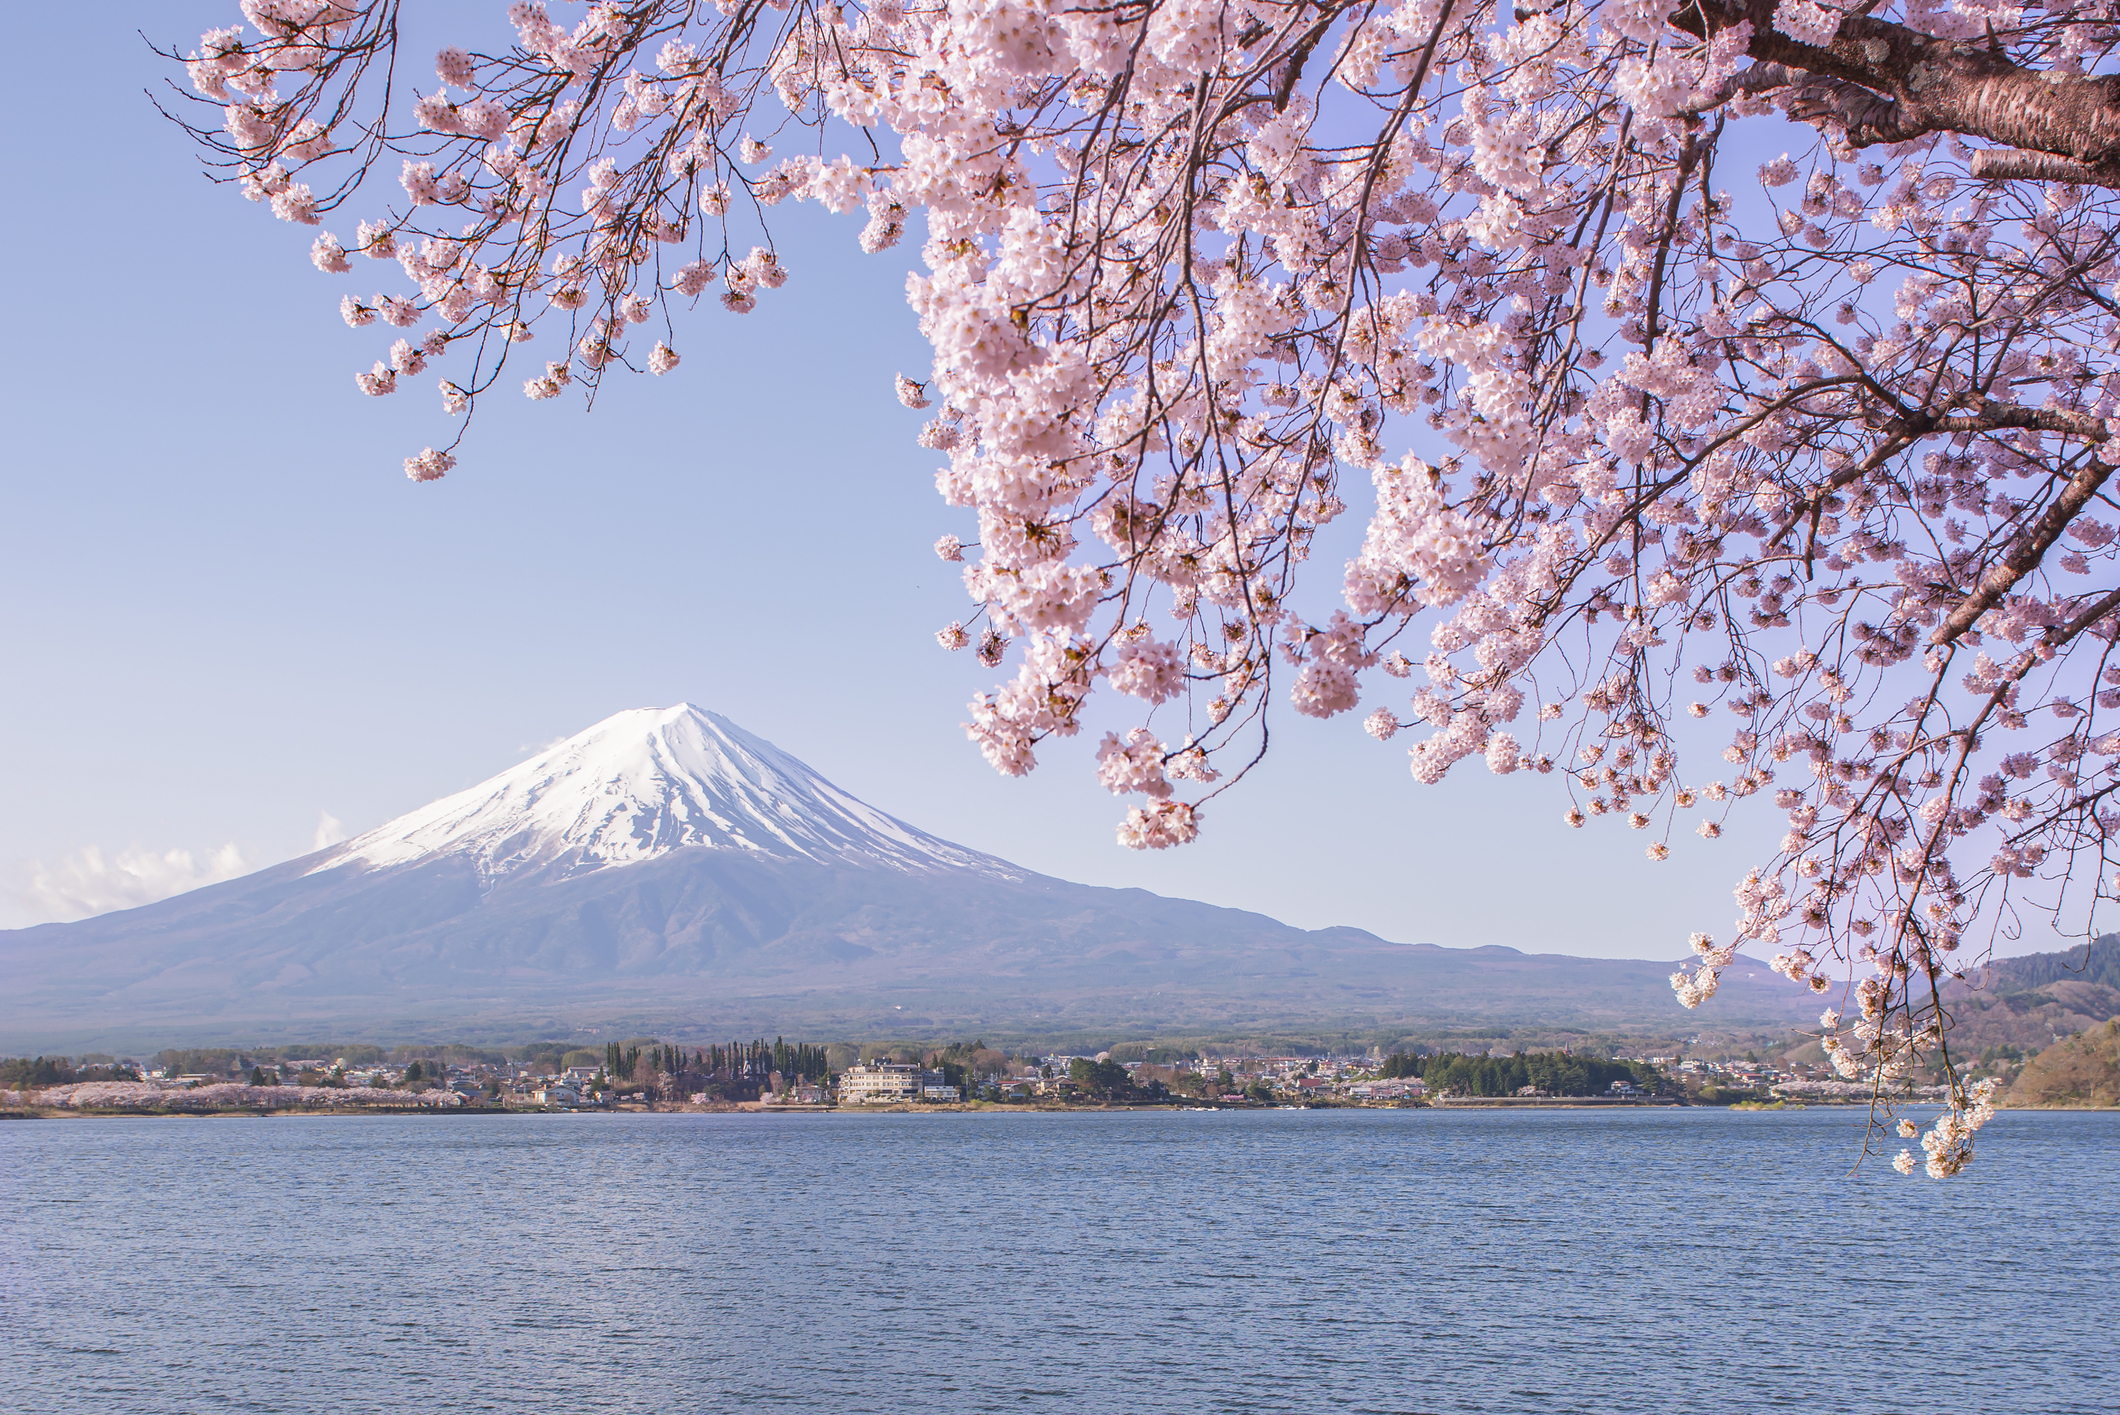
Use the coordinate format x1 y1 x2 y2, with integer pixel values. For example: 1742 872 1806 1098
1 1057 140 1089
616 1038 829 1084
148 1044 506 1077
1378 1051 1660 1098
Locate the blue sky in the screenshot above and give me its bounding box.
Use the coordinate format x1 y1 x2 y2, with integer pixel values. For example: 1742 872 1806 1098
0 5 2070 962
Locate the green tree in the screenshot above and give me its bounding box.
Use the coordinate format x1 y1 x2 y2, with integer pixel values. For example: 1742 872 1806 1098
153 1048 246 1078
1 1057 74 1088
1068 1057 1131 1099
1376 1048 1659 1097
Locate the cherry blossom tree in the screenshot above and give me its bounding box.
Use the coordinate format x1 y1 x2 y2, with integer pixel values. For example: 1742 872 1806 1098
165 0 2120 1175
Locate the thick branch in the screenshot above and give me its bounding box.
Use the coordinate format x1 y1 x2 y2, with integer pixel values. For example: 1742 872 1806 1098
1933 401 2115 440
1784 75 1917 145
1932 458 2117 647
1687 61 1802 113
1675 1 2120 176
1970 150 2109 185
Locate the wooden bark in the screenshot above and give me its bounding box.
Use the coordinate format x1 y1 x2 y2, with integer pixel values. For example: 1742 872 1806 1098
1677 1 2120 182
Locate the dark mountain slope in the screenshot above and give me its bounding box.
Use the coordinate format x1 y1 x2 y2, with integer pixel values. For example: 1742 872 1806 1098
0 843 1816 1047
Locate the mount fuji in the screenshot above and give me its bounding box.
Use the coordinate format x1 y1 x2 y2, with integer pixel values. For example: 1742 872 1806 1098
1 705 1812 1049
315 705 1013 884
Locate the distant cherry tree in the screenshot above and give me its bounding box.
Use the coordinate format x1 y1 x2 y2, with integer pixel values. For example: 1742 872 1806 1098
167 0 2120 1175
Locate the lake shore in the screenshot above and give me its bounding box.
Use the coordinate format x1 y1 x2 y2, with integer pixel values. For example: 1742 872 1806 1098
5 1094 1915 1119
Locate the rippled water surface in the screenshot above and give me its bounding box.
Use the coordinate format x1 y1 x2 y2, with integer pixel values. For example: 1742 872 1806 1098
4 1107 2113 1414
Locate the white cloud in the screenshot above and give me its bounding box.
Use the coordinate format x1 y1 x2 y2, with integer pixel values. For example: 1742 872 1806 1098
14 842 253 924
312 810 348 851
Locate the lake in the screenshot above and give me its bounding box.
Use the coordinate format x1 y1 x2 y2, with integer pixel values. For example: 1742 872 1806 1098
3 1107 2112 1413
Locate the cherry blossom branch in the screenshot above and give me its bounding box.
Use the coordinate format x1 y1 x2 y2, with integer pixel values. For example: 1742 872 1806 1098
1933 456 2116 647
159 0 2120 1175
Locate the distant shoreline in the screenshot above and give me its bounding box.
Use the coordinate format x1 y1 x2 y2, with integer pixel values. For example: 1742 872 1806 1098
0 1105 510 1120
6 1096 2007 1120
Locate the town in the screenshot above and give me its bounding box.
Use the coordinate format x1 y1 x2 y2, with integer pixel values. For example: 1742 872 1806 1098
5 1039 1874 1113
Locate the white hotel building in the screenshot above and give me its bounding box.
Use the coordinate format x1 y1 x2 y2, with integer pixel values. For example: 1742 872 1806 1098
837 1061 959 1104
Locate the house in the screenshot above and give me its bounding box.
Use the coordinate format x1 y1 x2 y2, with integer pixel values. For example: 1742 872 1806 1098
531 1084 581 1107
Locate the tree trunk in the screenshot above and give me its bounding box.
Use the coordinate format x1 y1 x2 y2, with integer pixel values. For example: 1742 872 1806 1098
1679 0 2120 181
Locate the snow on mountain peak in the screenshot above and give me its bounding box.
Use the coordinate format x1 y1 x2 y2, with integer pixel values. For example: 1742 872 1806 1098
314 704 1010 883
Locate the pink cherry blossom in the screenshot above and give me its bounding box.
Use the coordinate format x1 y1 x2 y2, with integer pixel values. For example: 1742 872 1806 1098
403 447 454 482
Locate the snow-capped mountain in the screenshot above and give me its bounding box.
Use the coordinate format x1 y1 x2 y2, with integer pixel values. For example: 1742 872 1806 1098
314 704 1012 884
0 704 1817 1050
